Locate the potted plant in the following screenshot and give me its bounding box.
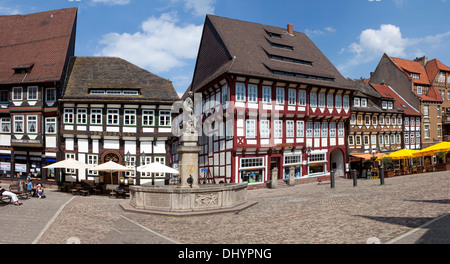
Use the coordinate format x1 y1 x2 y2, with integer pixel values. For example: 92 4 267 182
381 157 394 177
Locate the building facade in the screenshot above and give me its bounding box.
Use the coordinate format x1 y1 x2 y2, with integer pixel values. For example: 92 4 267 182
179 15 357 188
370 54 443 148
60 57 179 186
0 8 77 185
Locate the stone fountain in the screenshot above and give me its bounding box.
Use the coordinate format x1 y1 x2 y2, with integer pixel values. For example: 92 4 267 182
121 93 256 216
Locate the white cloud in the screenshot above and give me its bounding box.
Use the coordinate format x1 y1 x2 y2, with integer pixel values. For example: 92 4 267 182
338 24 412 72
96 12 202 73
305 26 336 37
170 0 215 16
90 0 131 5
0 6 21 15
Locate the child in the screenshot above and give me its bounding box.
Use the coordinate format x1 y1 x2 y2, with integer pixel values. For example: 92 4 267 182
36 184 44 199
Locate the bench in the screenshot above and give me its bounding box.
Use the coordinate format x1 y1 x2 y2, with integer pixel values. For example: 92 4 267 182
0 195 11 204
9 184 29 199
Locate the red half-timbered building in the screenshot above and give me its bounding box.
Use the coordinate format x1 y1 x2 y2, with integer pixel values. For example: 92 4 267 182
178 15 357 188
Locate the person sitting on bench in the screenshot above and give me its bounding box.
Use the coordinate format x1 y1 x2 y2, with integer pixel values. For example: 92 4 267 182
0 186 22 206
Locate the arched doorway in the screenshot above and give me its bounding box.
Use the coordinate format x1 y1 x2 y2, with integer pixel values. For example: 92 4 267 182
330 148 345 178
101 151 122 184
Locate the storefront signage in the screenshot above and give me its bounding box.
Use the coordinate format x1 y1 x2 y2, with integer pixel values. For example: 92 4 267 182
12 139 41 144
89 131 136 137
0 162 10 171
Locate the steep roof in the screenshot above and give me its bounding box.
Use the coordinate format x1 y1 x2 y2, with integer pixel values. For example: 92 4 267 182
62 57 179 102
389 56 430 85
0 8 77 84
425 58 450 83
371 83 422 116
191 15 355 92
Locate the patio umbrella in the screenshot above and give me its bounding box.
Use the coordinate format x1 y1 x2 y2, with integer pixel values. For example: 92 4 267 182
90 161 133 184
43 158 92 184
137 162 179 174
376 149 419 161
413 142 450 157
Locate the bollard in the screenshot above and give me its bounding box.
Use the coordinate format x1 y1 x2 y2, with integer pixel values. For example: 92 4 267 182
330 170 335 189
352 169 357 187
380 168 385 185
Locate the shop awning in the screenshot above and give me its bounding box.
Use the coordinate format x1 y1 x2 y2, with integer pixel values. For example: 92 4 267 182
350 153 385 160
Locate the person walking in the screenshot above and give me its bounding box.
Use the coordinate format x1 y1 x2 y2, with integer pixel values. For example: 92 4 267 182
0 186 22 206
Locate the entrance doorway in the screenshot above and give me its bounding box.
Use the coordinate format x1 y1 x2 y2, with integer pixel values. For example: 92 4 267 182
330 148 345 177
270 157 281 180
101 152 121 185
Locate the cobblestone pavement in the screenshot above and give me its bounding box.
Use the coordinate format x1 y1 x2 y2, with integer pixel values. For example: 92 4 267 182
13 171 450 244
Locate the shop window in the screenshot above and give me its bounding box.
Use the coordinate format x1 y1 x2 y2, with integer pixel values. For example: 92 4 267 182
240 157 264 184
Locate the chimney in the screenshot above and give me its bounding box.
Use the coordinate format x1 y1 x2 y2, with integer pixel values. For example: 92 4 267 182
287 24 294 35
414 56 428 66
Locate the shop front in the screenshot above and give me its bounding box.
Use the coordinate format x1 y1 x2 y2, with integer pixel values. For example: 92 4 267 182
239 157 265 185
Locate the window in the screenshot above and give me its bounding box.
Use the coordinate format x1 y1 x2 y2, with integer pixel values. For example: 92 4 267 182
371 135 377 145
12 87 22 101
64 108 74 124
159 110 171 126
276 87 285 104
417 86 423 95
142 110 155 126
437 106 441 117
385 134 389 145
364 135 369 145
87 155 99 176
372 116 378 125
106 109 119 125
356 135 361 145
405 134 409 145
260 120 270 138
286 120 294 138
90 109 103 125
274 120 283 138
379 116 384 125
318 92 326 108
343 95 350 109
298 90 306 106
296 121 304 137
338 122 344 137
27 116 38 134
14 116 24 133
410 134 415 144
411 118 415 127
321 122 328 137
288 89 296 105
306 122 313 138
348 136 354 145
390 134 395 144
0 90 8 103
125 156 136 178
386 116 390 125
77 108 87 124
382 101 387 109
236 83 246 102
248 84 257 103
335 94 342 109
392 116 396 125
124 109 136 126
438 124 442 137
361 98 367 107
262 86 271 103
379 135 383 145
310 92 317 107
314 122 321 137
45 88 56 103
388 101 393 109
1 118 10 133
350 114 356 124
416 133 420 144
410 73 420 79
405 117 409 126
27 86 38 100
309 153 326 162
327 93 333 109
357 115 363 125
241 157 264 168
354 98 360 107
365 116 370 125
45 117 56 134
397 117 402 125
246 120 256 139
284 155 302 166
396 134 401 144
65 153 76 174
423 105 429 117
329 122 336 137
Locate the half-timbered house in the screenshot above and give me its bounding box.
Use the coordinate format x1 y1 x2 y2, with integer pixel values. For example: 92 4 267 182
180 15 357 188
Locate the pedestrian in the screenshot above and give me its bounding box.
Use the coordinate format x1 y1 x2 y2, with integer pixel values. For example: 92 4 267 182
0 186 22 206
27 179 36 197
36 184 44 199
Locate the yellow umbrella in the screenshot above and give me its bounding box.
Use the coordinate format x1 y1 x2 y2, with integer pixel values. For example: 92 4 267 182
376 149 419 161
413 142 450 157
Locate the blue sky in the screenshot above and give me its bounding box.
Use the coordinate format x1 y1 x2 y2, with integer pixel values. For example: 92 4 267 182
1 0 449 96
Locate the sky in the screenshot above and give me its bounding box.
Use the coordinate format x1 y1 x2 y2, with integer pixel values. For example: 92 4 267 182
1 0 449 97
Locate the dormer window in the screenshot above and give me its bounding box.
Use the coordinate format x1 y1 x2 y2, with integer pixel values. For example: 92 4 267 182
410 73 420 79
361 98 367 107
13 64 34 74
353 97 360 107
266 30 282 38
